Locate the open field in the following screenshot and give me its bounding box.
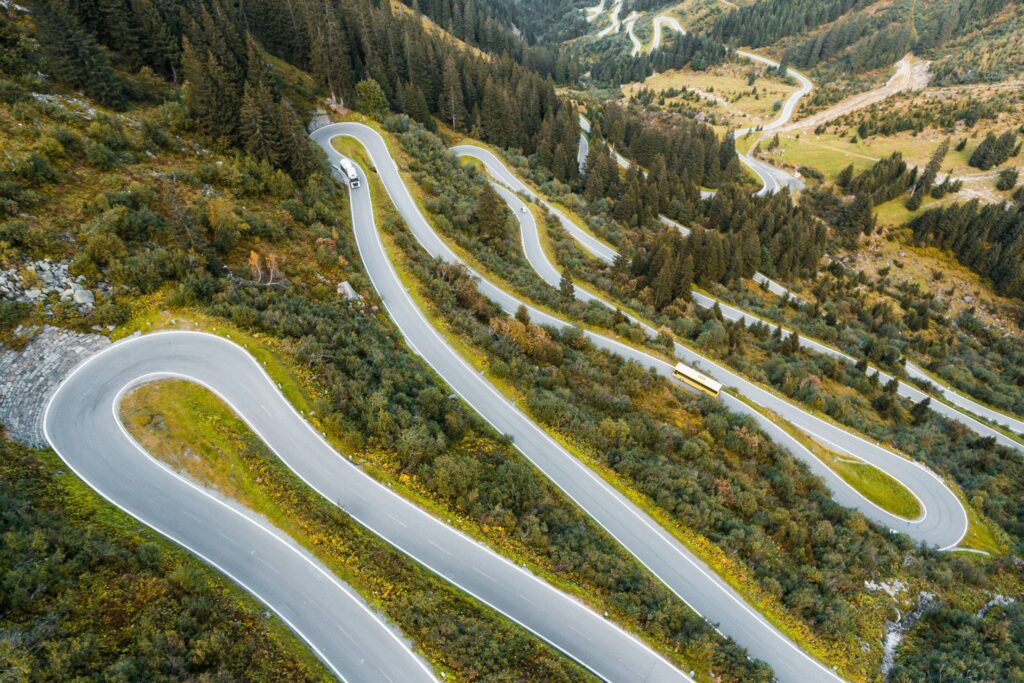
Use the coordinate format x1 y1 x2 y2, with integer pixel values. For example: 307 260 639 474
759 125 1022 207
623 61 799 130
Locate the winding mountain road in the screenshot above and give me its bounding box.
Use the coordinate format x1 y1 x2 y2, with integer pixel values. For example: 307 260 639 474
587 4 809 195
577 6 1024 447
45 330 691 683
452 143 967 551
577 130 1024 449
42 115 1001 683
44 334 438 683
315 122 845 682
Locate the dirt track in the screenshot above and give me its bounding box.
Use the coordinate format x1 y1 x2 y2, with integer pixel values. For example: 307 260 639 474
781 55 931 133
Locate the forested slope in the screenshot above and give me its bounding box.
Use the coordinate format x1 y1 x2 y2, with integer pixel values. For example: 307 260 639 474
0 1 762 678
3 0 1024 679
709 0 1021 84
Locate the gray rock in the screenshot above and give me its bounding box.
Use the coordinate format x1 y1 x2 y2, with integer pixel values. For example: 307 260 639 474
0 326 111 447
72 289 95 305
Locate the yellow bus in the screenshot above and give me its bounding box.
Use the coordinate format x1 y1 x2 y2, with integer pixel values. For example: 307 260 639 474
672 362 722 398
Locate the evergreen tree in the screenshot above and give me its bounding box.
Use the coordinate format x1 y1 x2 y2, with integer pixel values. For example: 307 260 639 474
836 163 854 191
356 78 390 120
907 140 949 210
32 0 124 107
475 182 507 243
239 82 283 166
969 131 1019 170
438 55 465 129
559 268 575 300
306 0 350 105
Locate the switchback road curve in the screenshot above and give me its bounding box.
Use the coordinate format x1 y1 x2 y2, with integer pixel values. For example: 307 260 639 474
585 105 1021 451
45 328 690 683
316 121 851 682
582 6 810 195
578 7 1024 442
451 144 967 552
575 127 1024 451
43 333 437 683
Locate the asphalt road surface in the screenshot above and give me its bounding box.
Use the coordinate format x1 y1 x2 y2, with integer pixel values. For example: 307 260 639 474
46 328 691 683
44 334 437 683
455 144 970 550
316 122 846 682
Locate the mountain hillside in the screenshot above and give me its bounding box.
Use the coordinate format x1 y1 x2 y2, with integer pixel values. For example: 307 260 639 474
3 0 1024 681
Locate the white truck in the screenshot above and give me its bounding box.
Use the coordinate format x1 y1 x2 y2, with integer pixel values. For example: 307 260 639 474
338 158 360 188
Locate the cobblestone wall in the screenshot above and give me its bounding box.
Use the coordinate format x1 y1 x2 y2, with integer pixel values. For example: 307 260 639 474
1 326 110 448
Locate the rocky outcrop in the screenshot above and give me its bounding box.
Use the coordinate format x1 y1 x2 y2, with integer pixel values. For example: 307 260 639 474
1 326 110 448
1 259 109 312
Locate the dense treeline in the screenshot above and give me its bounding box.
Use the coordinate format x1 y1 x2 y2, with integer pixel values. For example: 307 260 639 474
586 30 728 86
616 182 825 312
0 442 326 681
711 0 871 49
27 0 578 178
968 130 1020 170
589 101 737 196
728 0 1015 80
837 93 1017 139
929 4 1024 84
472 0 590 45
395 0 574 80
910 199 1024 300
701 185 827 279
803 153 911 244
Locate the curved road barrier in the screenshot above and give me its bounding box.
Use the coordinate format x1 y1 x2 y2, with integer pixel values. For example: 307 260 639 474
46 330 690 683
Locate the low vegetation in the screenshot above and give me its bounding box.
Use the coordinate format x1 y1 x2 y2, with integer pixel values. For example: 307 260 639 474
0 441 330 681
119 379 596 681
729 392 923 520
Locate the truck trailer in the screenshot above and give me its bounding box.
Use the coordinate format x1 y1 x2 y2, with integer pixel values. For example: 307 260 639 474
338 158 361 188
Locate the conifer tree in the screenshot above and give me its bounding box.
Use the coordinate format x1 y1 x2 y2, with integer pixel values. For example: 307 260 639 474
438 55 465 129
475 182 507 243
239 82 283 166
356 78 390 120
33 0 124 107
559 268 575 300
